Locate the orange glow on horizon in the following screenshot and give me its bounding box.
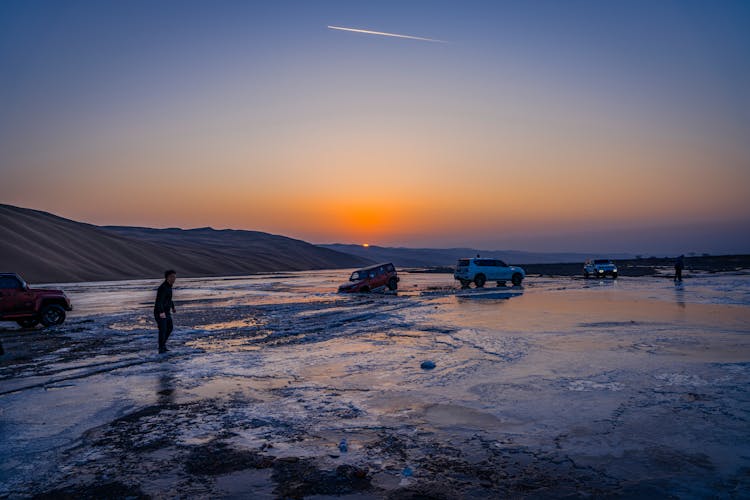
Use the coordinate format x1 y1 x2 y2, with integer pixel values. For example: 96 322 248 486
18 107 749 247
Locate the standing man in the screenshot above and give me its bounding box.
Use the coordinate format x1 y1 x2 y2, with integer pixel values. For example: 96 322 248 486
674 255 685 282
154 270 177 353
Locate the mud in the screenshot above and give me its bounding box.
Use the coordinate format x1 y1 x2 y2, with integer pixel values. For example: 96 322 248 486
2 271 750 498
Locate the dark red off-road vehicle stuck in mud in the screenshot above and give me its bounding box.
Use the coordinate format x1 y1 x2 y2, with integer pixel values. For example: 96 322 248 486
338 263 399 293
0 273 73 327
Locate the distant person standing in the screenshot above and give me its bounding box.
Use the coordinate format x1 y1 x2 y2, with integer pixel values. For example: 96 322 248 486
674 255 685 282
154 270 177 353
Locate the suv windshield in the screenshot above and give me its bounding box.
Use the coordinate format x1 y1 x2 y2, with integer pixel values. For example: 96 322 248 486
594 259 612 264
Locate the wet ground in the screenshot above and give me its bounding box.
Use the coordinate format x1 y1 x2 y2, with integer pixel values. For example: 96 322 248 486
1 271 749 498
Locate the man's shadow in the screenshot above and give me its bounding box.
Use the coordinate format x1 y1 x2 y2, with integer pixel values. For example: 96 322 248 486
674 281 686 309
156 362 176 405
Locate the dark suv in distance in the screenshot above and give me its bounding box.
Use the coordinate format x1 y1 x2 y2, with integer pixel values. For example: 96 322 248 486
338 263 399 293
0 273 73 328
583 259 618 279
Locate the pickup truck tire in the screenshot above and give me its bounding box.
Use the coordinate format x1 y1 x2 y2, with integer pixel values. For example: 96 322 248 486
512 273 523 286
474 274 486 288
387 277 398 290
40 304 66 327
17 318 39 328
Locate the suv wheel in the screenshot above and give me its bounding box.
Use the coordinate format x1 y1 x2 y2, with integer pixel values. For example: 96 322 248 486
459 279 470 288
40 304 66 327
474 274 486 288
512 273 523 286
387 277 398 291
584 271 590 278
17 318 40 329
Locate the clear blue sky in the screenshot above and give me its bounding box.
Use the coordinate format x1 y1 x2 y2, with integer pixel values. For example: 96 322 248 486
1 1 749 254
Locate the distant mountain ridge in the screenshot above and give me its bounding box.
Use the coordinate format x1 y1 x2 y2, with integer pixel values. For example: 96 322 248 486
0 204 371 283
320 244 634 267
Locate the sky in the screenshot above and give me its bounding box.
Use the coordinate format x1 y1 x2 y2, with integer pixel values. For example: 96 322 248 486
1 0 749 254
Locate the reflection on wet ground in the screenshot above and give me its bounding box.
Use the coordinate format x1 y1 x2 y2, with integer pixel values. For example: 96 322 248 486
1 271 749 498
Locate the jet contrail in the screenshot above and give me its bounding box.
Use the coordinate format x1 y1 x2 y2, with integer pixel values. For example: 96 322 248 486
327 25 447 43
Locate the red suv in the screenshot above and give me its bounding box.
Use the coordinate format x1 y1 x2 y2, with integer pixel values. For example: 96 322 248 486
338 263 399 293
0 273 73 328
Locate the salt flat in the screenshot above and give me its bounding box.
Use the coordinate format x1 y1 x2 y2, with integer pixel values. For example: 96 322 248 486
1 272 749 498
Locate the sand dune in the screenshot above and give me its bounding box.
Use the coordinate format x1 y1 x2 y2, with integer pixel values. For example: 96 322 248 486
0 204 371 283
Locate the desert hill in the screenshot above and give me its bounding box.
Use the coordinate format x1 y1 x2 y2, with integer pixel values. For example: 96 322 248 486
0 204 371 283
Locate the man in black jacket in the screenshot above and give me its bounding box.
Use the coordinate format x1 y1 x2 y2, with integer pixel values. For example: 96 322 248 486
154 270 177 353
